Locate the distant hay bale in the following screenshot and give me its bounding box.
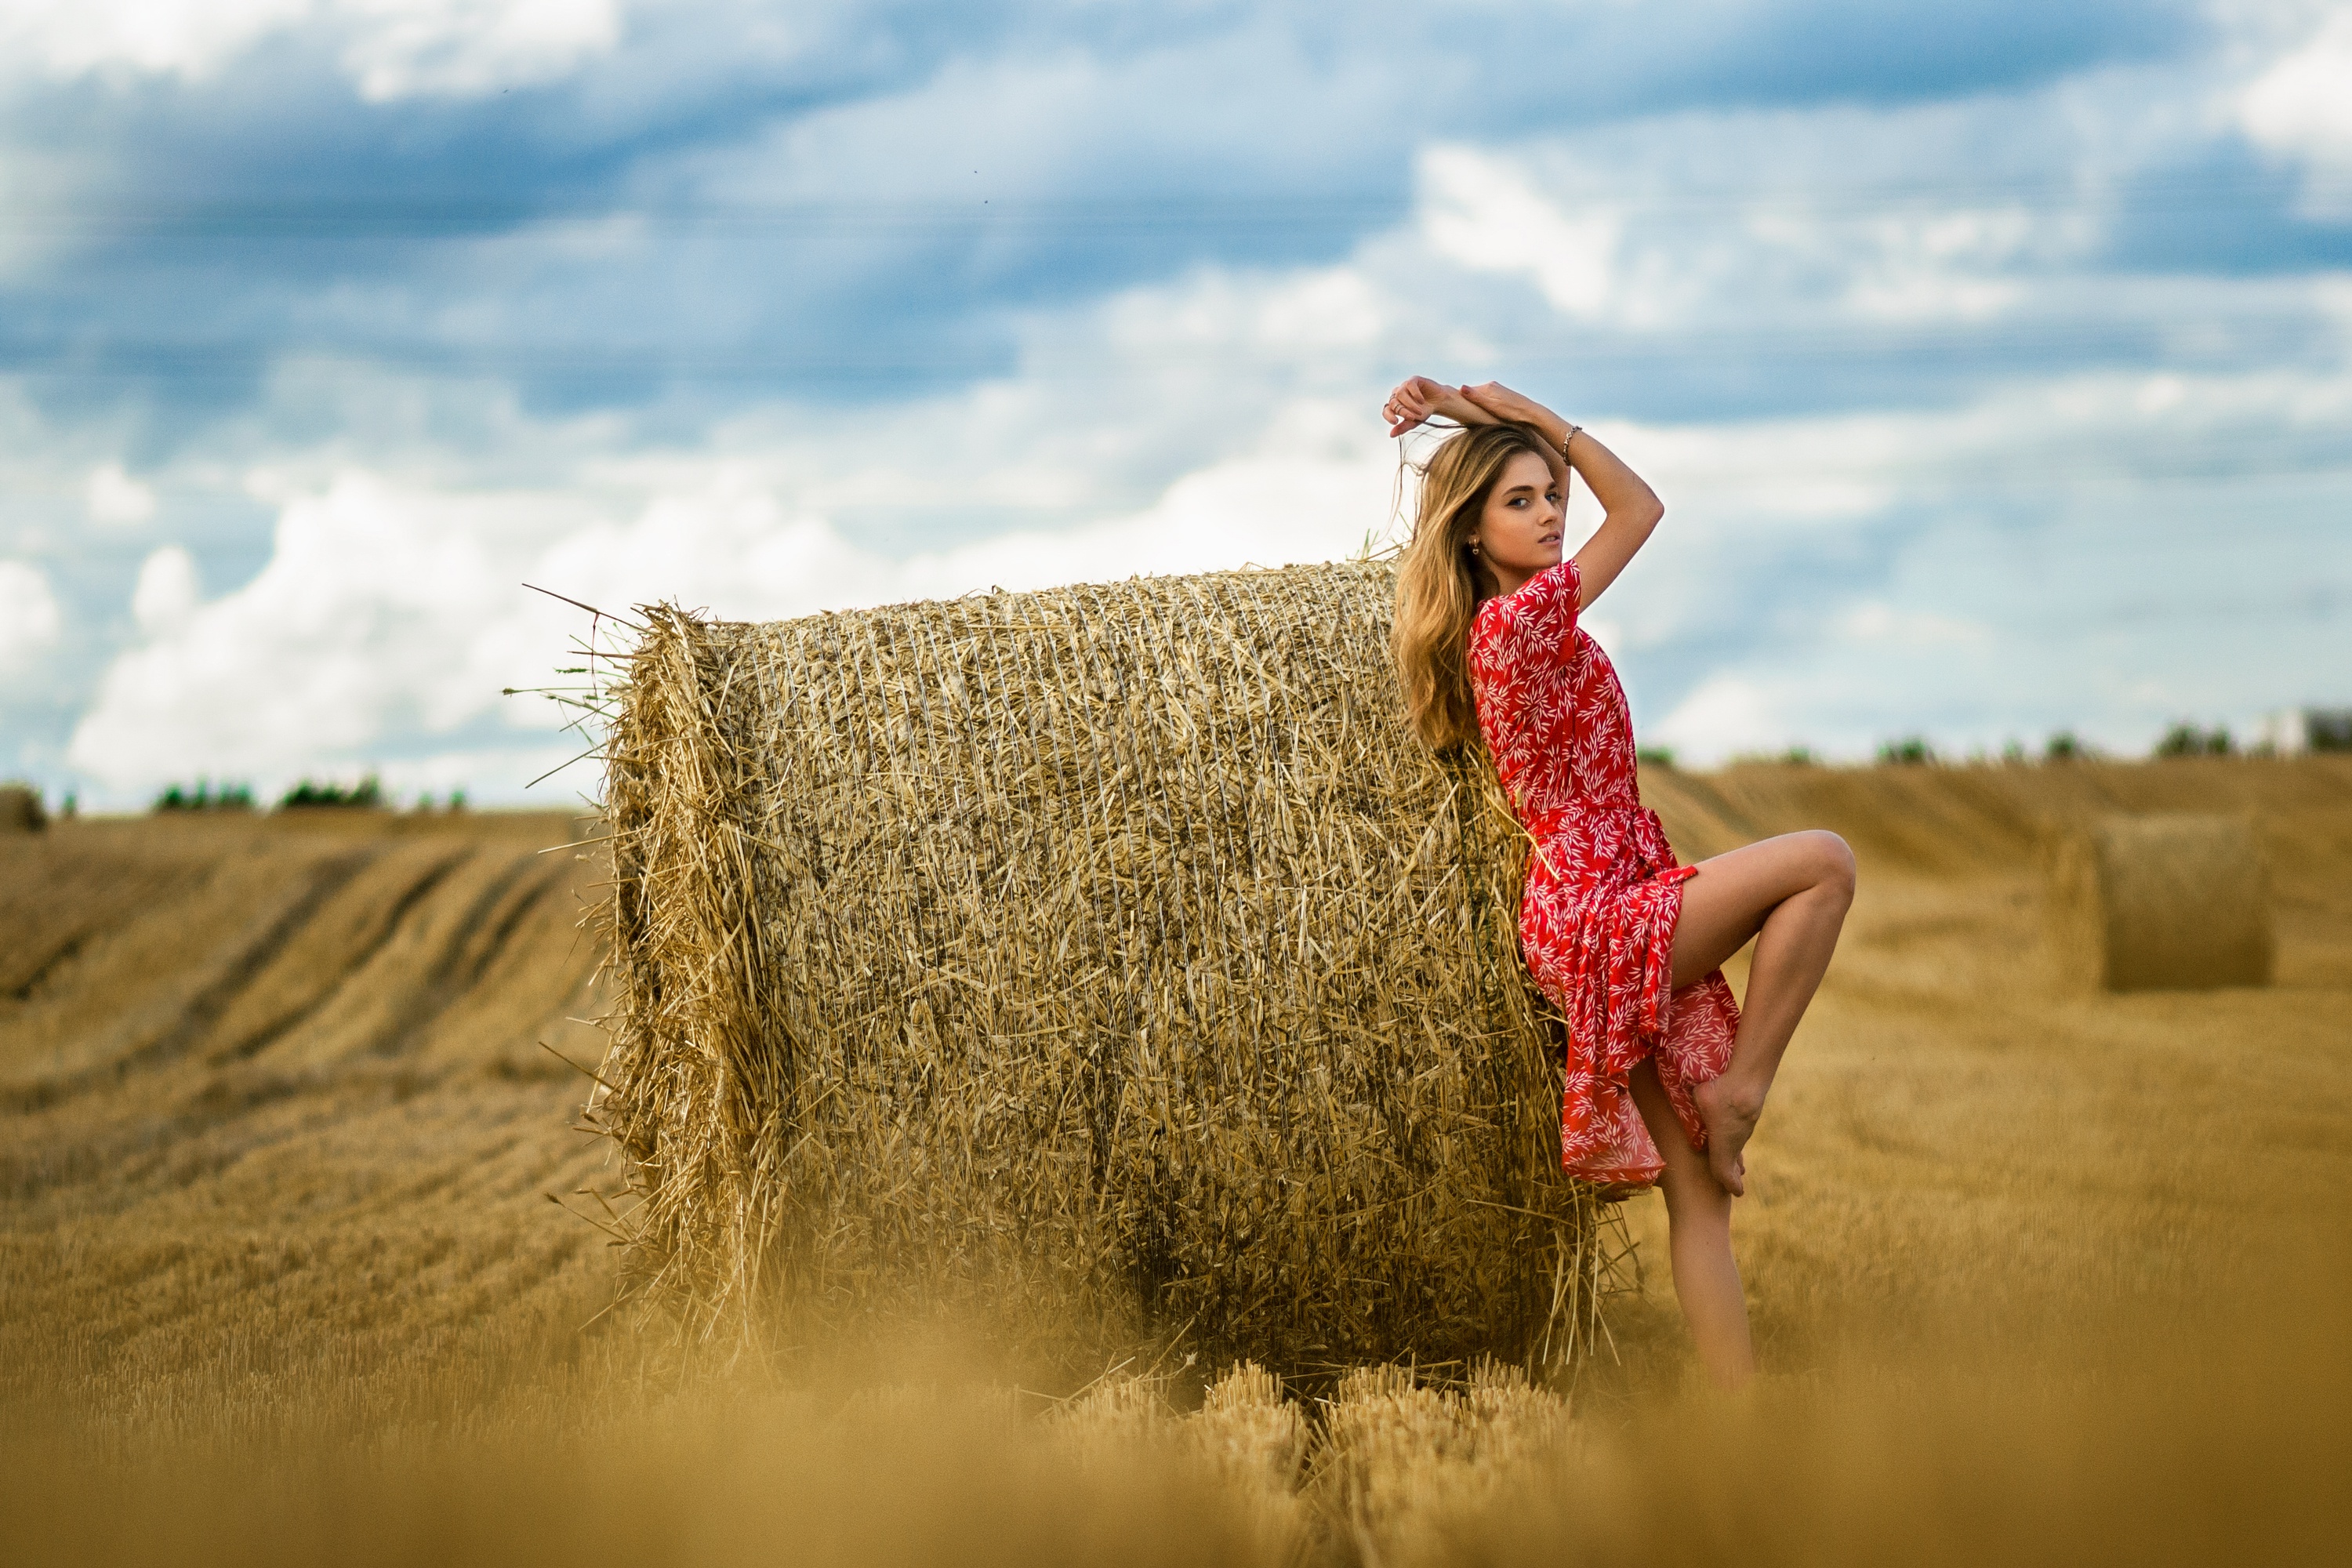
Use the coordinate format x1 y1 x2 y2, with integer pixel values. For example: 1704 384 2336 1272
0 784 45 834
2046 815 2273 991
594 559 1606 1374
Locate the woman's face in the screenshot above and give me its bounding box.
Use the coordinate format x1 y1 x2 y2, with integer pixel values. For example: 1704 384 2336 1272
1471 449 1564 591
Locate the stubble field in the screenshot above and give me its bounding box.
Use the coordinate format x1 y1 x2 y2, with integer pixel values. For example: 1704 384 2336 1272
4 757 2349 1565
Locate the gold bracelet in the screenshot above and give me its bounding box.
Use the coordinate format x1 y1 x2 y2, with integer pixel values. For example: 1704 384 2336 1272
1559 424 1581 460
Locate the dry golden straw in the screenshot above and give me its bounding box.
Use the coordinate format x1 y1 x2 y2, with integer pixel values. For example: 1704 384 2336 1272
2046 814 2274 992
594 560 1610 1374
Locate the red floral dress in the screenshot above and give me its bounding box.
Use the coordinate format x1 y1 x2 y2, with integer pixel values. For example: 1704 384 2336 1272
1468 557 1741 1187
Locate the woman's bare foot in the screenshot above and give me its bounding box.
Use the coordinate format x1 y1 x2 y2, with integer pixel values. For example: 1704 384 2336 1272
1693 1075 1764 1196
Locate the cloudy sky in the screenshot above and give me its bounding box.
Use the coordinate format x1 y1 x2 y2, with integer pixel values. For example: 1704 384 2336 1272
2 0 2349 808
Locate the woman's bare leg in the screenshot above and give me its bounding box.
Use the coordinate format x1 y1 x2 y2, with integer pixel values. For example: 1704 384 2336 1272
1668 829 1856 1195
1627 1057 1753 1388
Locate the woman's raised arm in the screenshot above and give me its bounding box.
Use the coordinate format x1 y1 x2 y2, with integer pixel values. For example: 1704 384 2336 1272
1382 376 1503 436
1457 382 1663 610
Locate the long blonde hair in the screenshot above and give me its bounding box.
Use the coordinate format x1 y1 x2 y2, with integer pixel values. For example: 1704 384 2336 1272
1390 422 1558 751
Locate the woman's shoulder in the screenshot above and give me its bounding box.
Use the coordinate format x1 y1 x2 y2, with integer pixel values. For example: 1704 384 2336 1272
1477 559 1581 626
1530 557 1581 599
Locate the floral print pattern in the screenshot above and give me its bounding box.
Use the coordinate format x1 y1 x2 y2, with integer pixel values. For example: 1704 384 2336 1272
1468 557 1741 1187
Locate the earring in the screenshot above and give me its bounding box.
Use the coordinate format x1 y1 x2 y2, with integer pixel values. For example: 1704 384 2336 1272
1468 539 1482 555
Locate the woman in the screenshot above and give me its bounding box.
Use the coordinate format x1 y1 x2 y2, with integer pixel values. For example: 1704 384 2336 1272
1384 376 1855 1387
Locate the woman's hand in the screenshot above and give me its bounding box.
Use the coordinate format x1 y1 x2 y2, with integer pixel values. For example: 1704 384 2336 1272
1382 376 1500 437
1456 380 1574 490
1457 381 1559 430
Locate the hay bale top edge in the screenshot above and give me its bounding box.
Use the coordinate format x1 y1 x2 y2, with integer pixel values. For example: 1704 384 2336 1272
628 557 1399 639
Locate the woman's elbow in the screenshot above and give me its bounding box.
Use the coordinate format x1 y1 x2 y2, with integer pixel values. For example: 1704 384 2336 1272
1613 495 1664 535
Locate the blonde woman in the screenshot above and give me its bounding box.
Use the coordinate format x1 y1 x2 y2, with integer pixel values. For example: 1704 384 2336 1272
1385 377 1854 1387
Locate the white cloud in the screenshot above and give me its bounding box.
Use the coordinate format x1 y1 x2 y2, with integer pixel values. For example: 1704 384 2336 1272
2241 13 2352 172
0 0 309 82
338 0 622 101
0 0 620 97
1094 264 1388 361
86 463 158 526
130 545 201 635
1836 209 2036 322
539 439 1386 625
62 405 1396 803
1418 144 1621 318
0 560 63 673
528 471 881 623
70 474 562 795
1410 105 2114 343
897 444 1392 599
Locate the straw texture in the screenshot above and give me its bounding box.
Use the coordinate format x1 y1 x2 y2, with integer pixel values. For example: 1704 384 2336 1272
2047 815 2274 991
594 560 1606 1373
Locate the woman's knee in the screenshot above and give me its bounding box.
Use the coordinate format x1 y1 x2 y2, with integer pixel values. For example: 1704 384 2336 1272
1801 829 1856 902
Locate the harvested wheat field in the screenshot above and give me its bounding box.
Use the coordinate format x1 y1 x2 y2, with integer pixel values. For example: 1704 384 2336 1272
5 753 2351 1566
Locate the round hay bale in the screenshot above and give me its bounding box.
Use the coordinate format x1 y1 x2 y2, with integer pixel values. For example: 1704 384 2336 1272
2046 815 2273 992
595 560 1605 1374
0 784 45 834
